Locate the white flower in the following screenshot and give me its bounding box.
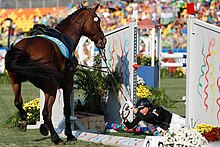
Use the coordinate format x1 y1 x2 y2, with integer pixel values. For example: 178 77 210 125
137 75 145 85
164 127 208 146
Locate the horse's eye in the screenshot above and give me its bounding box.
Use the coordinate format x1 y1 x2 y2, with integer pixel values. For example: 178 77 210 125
94 17 99 22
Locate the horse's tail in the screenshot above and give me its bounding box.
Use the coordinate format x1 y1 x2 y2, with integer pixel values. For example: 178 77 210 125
5 46 63 86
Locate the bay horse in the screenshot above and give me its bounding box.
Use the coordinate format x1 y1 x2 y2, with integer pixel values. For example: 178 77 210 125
5 4 106 145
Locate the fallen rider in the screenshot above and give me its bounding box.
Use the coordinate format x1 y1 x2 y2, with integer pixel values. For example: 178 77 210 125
123 98 185 133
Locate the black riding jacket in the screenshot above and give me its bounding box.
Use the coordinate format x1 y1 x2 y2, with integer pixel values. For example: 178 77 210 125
124 105 172 130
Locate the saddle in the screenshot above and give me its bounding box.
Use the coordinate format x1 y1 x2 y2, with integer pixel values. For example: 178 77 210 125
29 24 74 51
29 24 78 72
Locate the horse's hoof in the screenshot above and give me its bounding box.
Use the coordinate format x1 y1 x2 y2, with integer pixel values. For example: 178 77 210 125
67 135 77 142
53 138 65 145
39 124 49 136
51 133 64 145
17 120 27 132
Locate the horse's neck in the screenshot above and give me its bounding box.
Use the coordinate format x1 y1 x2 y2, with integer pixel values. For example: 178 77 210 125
56 25 82 49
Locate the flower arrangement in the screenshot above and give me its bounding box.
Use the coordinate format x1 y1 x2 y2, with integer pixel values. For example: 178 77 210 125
204 127 220 142
136 76 152 99
137 54 158 66
172 67 186 78
160 67 186 78
195 123 220 142
164 127 208 146
23 98 40 125
194 123 217 135
5 98 40 127
137 75 145 85
136 84 152 99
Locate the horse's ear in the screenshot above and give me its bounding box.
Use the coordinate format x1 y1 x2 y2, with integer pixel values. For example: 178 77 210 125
93 3 100 12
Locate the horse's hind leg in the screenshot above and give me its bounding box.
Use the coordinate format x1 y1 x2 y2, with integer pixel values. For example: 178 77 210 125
8 73 27 131
63 77 76 142
41 91 64 145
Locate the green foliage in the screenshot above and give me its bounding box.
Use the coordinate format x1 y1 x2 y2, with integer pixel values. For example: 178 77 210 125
104 69 122 92
74 99 85 111
4 98 40 127
4 112 20 128
74 68 107 114
136 75 174 108
160 67 186 78
0 70 10 84
160 67 171 78
172 67 185 78
137 54 159 66
93 54 102 67
148 87 174 108
136 80 174 108
74 66 122 114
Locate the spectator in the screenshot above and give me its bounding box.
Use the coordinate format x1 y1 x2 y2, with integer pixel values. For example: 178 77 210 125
1 1 220 49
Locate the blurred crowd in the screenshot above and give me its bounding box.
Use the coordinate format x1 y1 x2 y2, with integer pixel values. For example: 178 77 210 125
93 0 220 49
0 0 219 49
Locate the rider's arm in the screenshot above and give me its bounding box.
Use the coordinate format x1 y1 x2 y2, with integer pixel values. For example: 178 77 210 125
123 116 141 129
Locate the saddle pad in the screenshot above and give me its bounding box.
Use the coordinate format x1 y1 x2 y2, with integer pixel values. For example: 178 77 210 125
36 35 70 59
11 35 70 59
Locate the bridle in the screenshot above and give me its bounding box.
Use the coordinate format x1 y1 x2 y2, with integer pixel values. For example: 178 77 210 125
84 9 106 48
79 8 132 120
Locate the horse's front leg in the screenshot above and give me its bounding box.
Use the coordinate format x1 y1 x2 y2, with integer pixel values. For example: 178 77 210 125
41 92 64 145
63 76 76 142
9 73 27 132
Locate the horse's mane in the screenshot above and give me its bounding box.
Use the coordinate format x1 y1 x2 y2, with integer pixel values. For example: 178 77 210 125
56 7 88 28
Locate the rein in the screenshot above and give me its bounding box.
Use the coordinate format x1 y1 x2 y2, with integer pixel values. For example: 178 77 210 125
77 64 109 73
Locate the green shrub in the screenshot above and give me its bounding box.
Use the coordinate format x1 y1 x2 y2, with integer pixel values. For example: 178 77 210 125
160 67 170 78
160 67 186 78
136 76 174 107
148 87 174 108
4 112 20 128
172 67 185 78
74 68 107 114
137 54 159 66
74 67 122 114
0 70 10 84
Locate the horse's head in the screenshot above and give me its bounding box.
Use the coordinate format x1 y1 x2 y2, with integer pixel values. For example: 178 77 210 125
80 4 106 49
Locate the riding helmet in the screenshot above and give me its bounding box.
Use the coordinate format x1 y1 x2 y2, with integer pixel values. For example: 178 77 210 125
136 98 152 109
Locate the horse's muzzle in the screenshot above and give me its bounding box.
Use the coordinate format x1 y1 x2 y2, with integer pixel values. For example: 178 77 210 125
96 37 107 49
